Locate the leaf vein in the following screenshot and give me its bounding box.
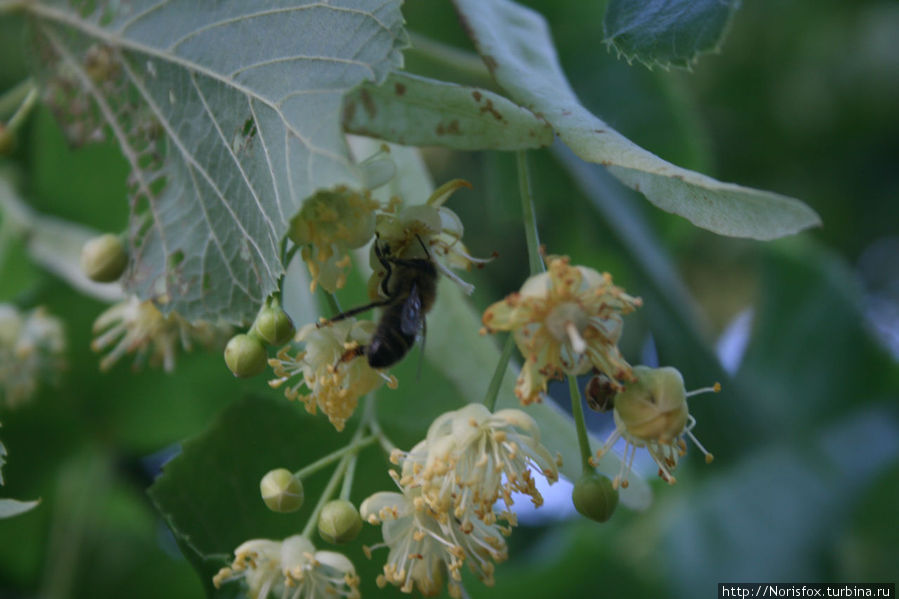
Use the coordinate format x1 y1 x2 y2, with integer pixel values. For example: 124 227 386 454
189 72 281 256
248 98 287 227
228 55 375 80
118 57 278 283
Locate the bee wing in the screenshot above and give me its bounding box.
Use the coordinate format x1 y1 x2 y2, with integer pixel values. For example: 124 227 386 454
400 284 423 337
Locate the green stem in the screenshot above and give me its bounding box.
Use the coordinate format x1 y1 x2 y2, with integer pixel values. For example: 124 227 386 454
293 435 377 480
301 455 349 539
0 78 35 117
4 86 38 133
301 415 370 538
517 151 545 275
407 32 493 83
568 375 594 474
482 334 516 412
340 452 358 501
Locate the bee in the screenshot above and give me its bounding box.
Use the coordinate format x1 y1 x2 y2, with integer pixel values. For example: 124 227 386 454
319 234 437 369
584 371 618 412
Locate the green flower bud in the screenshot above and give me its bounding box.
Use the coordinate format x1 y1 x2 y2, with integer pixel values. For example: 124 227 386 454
614 365 688 442
317 499 362 544
260 468 304 513
572 471 618 523
224 333 267 377
0 124 15 155
252 305 295 346
80 234 128 282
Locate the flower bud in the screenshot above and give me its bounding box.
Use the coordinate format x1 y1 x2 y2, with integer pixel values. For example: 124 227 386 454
224 333 267 377
614 366 687 442
572 471 618 523
252 305 295 346
80 234 128 282
317 499 362 544
259 468 304 513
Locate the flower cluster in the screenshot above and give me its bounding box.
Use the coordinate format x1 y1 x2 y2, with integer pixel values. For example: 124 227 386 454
0 304 66 408
289 186 380 294
482 256 642 404
268 319 397 431
398 404 561 525
91 296 229 372
361 404 560 597
596 365 718 488
214 535 360 599
367 178 491 298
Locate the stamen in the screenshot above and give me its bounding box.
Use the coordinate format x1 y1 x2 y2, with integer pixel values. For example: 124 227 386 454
686 382 721 397
432 258 475 295
686 429 714 463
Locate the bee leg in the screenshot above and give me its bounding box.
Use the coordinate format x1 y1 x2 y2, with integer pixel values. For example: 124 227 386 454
317 299 391 328
338 344 366 363
415 233 432 258
373 233 394 297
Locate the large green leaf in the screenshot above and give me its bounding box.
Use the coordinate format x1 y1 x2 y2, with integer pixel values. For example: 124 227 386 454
604 0 741 70
343 72 553 150
21 0 406 323
452 0 820 240
149 395 406 598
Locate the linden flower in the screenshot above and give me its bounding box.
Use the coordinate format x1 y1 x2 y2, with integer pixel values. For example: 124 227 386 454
269 319 397 431
91 296 227 372
482 256 642 405
289 186 379 293
369 179 492 297
0 304 66 408
361 487 510 598
213 535 360 599
396 404 560 525
596 365 719 488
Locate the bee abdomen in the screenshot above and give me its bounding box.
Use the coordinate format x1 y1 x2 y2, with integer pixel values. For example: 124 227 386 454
366 310 415 369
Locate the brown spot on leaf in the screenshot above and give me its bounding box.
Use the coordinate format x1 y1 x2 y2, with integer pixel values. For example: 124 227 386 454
472 90 482 102
394 82 406 96
479 98 502 121
436 123 445 136
594 129 606 134
447 119 460 134
360 88 376 119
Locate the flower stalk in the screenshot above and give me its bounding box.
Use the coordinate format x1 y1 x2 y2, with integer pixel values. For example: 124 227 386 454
568 374 594 473
517 151 545 276
293 434 378 481
482 334 516 412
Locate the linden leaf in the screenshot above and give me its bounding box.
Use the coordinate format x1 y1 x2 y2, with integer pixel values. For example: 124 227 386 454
24 0 406 323
452 0 820 240
343 72 554 150
604 0 741 70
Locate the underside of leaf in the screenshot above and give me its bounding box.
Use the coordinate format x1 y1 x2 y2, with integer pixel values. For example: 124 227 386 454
27 0 407 323
603 0 741 70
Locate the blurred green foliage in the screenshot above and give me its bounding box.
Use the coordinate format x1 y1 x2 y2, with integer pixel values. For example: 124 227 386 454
2 0 897 598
